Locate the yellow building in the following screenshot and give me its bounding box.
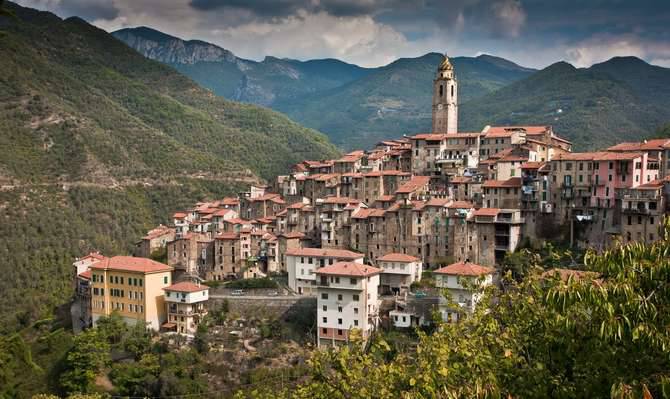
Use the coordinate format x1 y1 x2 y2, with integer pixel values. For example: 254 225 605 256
90 256 173 330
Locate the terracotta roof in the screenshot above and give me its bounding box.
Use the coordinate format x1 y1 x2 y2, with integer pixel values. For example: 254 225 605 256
221 197 239 206
352 208 386 219
164 281 208 293
90 256 172 273
498 154 529 162
285 247 363 259
433 261 495 276
80 252 106 262
322 196 360 204
444 132 482 138
315 262 382 277
473 208 500 217
450 176 472 183
552 152 608 161
396 176 431 194
376 195 395 202
410 133 447 140
484 126 549 138
280 231 306 239
594 152 644 161
482 177 522 188
607 139 670 152
216 232 239 240
377 253 420 262
447 200 474 209
425 197 450 207
521 161 546 169
288 202 307 209
173 212 188 219
636 180 664 189
142 225 173 240
225 218 251 225
78 270 92 279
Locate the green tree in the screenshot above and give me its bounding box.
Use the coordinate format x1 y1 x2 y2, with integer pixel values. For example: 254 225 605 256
59 330 110 394
247 220 670 398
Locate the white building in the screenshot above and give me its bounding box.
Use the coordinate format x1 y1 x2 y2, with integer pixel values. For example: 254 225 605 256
162 281 209 337
433 261 495 322
376 253 423 295
285 248 364 295
315 262 381 347
72 252 106 282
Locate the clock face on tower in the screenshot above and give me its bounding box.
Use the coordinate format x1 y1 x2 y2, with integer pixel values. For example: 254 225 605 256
437 104 443 110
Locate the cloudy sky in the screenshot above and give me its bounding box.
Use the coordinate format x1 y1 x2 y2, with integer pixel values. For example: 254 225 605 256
16 0 670 68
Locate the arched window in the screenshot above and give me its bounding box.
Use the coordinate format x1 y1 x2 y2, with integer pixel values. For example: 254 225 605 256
439 85 443 97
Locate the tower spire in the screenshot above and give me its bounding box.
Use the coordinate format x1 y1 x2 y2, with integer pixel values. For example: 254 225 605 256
432 52 458 134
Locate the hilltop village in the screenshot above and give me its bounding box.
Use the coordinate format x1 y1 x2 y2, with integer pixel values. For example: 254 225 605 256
72 55 670 347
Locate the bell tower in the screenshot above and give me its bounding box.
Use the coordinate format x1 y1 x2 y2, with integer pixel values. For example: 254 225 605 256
432 54 458 134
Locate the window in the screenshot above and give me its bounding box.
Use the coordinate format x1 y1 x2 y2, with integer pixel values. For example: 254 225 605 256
354 307 358 314
322 305 327 311
321 293 328 300
338 318 342 325
322 317 327 323
139 279 143 287
350 278 357 285
338 306 343 313
163 276 168 284
353 294 359 301
338 294 343 301
354 320 359 326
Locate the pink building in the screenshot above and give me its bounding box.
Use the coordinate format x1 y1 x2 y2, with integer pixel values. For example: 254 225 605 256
591 152 656 208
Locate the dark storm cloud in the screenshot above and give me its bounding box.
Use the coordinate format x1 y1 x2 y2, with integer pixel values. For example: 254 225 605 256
57 0 121 21
16 0 670 68
189 0 395 18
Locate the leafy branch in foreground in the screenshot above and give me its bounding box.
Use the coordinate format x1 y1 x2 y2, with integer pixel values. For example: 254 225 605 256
243 219 670 399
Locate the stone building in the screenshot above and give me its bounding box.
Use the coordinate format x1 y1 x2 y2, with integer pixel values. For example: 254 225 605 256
432 54 458 134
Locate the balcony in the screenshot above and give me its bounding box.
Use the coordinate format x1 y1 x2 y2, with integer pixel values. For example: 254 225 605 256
622 207 650 215
615 189 661 200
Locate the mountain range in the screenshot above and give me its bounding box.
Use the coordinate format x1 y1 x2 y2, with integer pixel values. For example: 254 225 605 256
0 2 338 330
114 27 670 150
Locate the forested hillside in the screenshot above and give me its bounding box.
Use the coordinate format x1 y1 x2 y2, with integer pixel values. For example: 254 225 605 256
113 28 535 150
0 2 339 331
460 58 670 149
113 26 372 107
276 53 534 149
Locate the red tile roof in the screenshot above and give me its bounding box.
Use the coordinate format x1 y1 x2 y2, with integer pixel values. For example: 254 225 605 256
285 248 363 259
450 176 472 183
482 177 522 188
447 200 474 209
322 196 360 204
352 208 386 219
78 270 92 279
425 198 450 207
433 261 495 276
607 139 670 152
484 126 549 138
552 152 607 161
315 262 382 277
280 231 306 239
90 256 172 273
594 152 644 161
216 232 239 240
410 133 447 140
473 208 500 217
164 281 208 293
173 212 188 219
80 252 106 262
396 176 431 194
521 161 546 169
377 253 420 262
